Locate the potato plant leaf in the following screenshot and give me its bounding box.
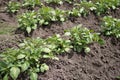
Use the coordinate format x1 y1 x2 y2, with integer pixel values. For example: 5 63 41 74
21 61 30 72
26 27 32 33
10 67 20 80
3 74 8 80
30 72 38 80
17 54 26 59
40 63 49 72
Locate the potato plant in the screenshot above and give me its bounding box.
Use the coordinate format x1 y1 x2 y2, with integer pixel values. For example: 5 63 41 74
0 34 72 80
46 34 72 54
6 1 20 13
0 38 54 80
68 8 81 17
77 1 96 16
68 1 96 17
95 3 106 15
65 25 103 53
37 7 66 25
73 0 120 16
93 0 120 15
18 11 38 33
93 0 120 9
17 7 66 33
101 16 120 38
22 0 42 8
102 0 120 9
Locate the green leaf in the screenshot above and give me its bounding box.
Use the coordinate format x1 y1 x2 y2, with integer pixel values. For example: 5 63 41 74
21 61 30 72
65 48 70 52
10 67 20 80
17 54 26 59
43 55 51 58
30 72 38 80
26 27 31 33
52 56 59 60
0 61 8 70
98 39 104 45
32 25 37 29
40 63 49 72
80 7 84 13
59 1 63 4
39 19 45 25
60 17 65 22
64 32 71 36
84 47 90 53
43 48 51 53
43 55 59 60
44 22 49 25
3 74 8 80
19 43 25 47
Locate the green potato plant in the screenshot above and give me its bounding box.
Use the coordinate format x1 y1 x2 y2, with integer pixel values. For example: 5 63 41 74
65 24 103 53
22 0 42 8
55 9 67 22
71 0 96 17
93 0 120 15
6 1 20 13
101 16 120 38
74 0 120 16
68 8 81 17
18 6 66 34
46 34 72 54
93 0 120 9
38 7 53 25
37 7 66 25
18 11 38 33
95 1 109 15
0 38 53 80
79 1 96 16
0 34 72 80
103 0 120 9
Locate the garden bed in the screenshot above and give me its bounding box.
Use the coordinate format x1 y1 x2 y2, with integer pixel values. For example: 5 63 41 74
0 0 120 80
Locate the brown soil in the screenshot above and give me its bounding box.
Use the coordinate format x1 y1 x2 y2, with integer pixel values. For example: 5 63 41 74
0 1 120 80
38 37 120 80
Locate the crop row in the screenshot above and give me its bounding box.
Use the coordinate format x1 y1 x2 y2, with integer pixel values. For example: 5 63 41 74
1 0 120 79
101 16 120 38
6 0 120 34
6 0 75 13
0 25 103 80
0 16 120 79
7 0 120 14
